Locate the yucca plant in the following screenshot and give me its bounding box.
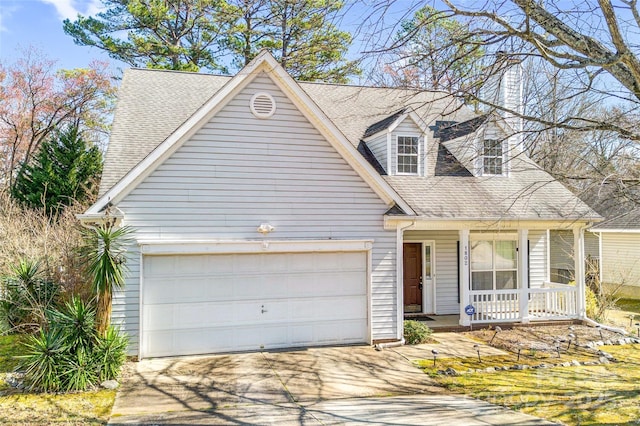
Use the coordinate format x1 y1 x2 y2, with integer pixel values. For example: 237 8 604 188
47 296 96 353
62 348 99 392
0 259 59 332
81 222 132 337
95 326 128 381
20 328 65 392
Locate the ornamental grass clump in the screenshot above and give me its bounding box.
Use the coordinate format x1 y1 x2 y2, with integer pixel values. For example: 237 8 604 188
20 296 128 392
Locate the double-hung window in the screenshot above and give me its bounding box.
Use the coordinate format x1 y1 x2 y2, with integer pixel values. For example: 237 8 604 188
397 136 419 174
470 238 518 290
482 139 503 175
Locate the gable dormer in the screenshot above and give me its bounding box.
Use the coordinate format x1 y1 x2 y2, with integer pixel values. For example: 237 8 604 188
437 115 514 178
362 110 429 176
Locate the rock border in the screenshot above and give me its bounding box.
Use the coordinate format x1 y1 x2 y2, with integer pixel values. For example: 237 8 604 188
436 338 639 376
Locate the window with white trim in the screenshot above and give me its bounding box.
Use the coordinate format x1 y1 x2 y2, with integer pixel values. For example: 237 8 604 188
470 238 517 290
397 136 419 174
482 139 503 175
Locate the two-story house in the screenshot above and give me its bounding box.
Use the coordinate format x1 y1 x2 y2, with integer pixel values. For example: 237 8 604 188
81 51 600 358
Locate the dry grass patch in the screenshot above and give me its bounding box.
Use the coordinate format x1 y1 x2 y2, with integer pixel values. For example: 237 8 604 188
419 325 640 425
0 390 115 425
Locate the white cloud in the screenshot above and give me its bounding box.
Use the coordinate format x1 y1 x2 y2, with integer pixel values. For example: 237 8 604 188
86 0 105 16
40 0 80 20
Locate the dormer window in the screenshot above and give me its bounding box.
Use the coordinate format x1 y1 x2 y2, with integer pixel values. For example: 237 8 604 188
397 136 419 175
482 139 503 175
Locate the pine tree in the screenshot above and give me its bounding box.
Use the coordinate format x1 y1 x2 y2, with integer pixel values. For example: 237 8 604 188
11 126 103 216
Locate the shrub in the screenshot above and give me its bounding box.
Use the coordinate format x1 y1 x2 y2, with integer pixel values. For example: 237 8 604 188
95 326 128 381
21 329 65 392
403 320 433 344
0 193 92 302
585 287 599 320
0 259 60 332
20 297 128 392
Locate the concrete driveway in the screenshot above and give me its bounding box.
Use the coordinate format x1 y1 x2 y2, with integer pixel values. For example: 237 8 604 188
108 345 555 425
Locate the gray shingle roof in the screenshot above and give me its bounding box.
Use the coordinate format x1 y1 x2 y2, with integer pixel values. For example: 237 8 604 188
100 68 474 197
100 67 599 221
385 155 598 220
591 207 640 230
363 109 406 138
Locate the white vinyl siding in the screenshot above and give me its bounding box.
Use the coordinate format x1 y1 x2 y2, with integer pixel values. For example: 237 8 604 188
366 134 388 173
601 233 640 288
404 230 459 314
113 73 397 355
550 230 598 283
528 230 548 288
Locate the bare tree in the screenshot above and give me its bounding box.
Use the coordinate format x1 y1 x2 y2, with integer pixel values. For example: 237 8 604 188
360 0 640 142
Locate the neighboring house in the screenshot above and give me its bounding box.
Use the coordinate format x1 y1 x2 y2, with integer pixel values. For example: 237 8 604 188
590 208 640 298
81 51 599 359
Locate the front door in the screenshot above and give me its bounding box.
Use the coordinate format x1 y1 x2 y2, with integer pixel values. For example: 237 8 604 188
403 243 422 313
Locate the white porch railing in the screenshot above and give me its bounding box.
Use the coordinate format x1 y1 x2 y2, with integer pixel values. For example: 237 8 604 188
468 282 578 323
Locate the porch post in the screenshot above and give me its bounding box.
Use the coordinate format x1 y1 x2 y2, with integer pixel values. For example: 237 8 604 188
518 229 530 323
459 229 471 326
396 226 405 340
574 227 586 319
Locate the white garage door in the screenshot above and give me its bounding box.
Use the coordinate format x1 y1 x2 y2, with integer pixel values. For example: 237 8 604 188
141 251 368 357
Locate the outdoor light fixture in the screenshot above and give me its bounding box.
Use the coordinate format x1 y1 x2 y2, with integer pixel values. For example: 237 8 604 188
490 326 502 346
596 324 604 340
474 344 481 363
431 349 439 367
516 343 522 362
635 323 640 338
257 223 275 235
567 333 576 350
554 339 561 358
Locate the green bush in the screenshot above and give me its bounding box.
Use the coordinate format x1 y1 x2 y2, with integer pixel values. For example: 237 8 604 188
20 297 128 392
585 287 599 320
403 320 433 344
95 326 128 381
0 260 60 333
21 329 65 392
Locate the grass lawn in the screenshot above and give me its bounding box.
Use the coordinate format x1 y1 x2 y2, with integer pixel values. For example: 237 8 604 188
421 344 640 425
0 334 116 425
616 298 640 314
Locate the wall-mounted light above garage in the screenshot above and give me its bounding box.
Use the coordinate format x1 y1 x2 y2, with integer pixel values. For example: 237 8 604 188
257 223 275 235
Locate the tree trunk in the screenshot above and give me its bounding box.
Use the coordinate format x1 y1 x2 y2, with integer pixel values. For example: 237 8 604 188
96 292 112 338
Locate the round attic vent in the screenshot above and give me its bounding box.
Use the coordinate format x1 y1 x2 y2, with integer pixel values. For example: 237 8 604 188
250 92 276 119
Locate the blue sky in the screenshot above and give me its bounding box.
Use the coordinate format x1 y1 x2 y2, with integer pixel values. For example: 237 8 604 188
0 0 115 69
0 0 420 73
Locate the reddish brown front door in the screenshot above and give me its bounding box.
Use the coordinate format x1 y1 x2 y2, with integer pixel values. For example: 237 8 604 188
403 243 422 313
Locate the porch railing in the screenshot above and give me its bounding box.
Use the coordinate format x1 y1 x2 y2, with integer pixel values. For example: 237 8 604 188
468 282 578 323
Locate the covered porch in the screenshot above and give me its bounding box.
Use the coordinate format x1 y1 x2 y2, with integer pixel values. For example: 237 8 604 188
391 218 589 327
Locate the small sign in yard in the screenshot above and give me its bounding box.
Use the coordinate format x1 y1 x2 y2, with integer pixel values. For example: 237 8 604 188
465 304 476 331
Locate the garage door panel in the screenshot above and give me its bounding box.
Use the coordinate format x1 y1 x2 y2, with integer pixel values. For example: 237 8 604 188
142 251 368 357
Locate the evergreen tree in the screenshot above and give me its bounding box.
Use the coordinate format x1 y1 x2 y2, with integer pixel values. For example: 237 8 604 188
63 0 226 72
223 0 360 82
64 0 359 82
12 126 103 216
